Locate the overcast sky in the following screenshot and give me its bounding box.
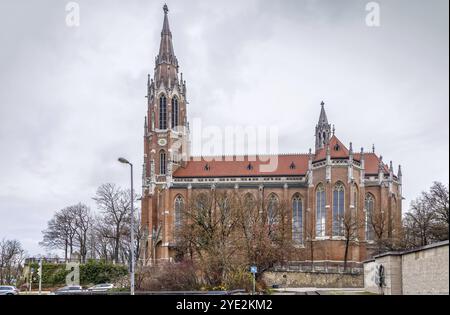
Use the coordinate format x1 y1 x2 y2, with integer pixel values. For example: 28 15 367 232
0 0 448 256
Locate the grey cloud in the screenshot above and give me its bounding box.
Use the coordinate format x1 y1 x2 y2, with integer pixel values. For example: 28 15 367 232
0 0 448 255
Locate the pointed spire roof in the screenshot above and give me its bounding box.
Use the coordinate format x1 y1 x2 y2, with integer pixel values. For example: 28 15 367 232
156 4 178 68
318 101 329 125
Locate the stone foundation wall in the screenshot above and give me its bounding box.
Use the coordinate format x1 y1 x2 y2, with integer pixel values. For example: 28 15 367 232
262 271 364 289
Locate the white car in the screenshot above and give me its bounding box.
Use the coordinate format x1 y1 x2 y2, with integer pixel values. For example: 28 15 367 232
0 286 20 295
53 285 84 295
87 283 114 292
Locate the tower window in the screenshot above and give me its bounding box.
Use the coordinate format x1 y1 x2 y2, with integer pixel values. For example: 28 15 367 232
247 163 254 171
160 151 167 175
171 97 179 129
159 95 167 130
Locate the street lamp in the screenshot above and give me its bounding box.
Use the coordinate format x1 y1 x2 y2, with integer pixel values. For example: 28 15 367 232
118 157 135 296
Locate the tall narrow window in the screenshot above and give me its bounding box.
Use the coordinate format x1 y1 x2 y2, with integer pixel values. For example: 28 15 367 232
268 194 279 226
174 195 184 230
292 195 303 244
365 194 375 241
159 95 167 130
160 151 167 175
353 184 358 219
316 185 326 237
171 97 179 129
332 183 345 236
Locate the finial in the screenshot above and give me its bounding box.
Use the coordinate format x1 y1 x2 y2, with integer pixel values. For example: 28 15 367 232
163 4 169 14
390 161 394 172
321 101 325 107
332 125 336 136
361 147 364 155
372 144 375 153
349 142 353 153
398 165 403 177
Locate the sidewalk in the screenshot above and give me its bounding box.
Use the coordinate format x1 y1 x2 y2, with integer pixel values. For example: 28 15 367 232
274 288 375 295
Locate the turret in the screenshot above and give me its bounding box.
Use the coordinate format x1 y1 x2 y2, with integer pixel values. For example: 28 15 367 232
378 155 384 184
348 142 354 183
326 143 331 183
315 101 332 151
360 147 365 187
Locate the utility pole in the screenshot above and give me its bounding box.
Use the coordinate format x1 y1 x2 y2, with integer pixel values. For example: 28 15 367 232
38 259 43 295
118 157 135 296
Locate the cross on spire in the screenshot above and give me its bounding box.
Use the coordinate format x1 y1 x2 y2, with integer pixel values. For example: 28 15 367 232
163 4 169 14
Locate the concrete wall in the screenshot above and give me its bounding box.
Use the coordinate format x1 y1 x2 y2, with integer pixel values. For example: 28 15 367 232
364 261 378 293
402 244 449 295
263 271 364 289
364 241 449 295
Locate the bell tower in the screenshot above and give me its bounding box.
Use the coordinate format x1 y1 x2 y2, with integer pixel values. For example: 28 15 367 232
144 4 189 193
315 101 332 151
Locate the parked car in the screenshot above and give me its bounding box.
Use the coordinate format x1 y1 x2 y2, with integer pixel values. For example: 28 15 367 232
52 285 84 295
87 283 114 292
0 286 20 295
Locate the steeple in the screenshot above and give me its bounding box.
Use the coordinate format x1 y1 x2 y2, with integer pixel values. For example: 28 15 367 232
315 101 332 151
155 4 179 88
319 101 329 125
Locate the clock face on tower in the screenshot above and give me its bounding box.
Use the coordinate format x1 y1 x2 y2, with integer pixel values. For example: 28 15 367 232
158 138 167 147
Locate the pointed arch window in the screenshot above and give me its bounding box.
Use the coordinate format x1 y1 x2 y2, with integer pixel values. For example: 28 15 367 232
174 195 184 230
353 184 359 218
365 194 375 241
160 151 167 175
316 185 326 237
159 95 167 130
332 183 345 236
292 195 303 244
171 97 179 129
268 194 279 226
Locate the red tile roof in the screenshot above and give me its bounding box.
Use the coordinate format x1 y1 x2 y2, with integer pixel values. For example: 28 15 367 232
173 135 391 178
314 136 350 162
354 153 389 175
173 155 310 178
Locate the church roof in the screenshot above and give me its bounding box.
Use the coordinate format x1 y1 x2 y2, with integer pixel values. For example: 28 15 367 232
173 154 310 178
314 135 349 161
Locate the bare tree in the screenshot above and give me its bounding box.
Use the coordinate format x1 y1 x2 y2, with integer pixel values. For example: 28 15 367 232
368 209 389 256
341 211 361 272
69 203 92 263
174 190 294 288
93 183 136 264
40 207 78 261
0 239 25 285
402 182 449 249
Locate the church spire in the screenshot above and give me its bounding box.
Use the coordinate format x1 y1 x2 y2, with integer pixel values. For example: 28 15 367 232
315 101 332 151
319 101 329 125
155 4 179 89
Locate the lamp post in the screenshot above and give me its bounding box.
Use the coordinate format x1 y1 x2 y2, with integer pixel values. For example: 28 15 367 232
118 157 135 296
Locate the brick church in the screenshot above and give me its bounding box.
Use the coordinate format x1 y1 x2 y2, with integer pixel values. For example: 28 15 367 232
141 5 403 264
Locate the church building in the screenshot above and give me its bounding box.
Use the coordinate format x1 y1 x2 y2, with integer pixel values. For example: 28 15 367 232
140 5 403 264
